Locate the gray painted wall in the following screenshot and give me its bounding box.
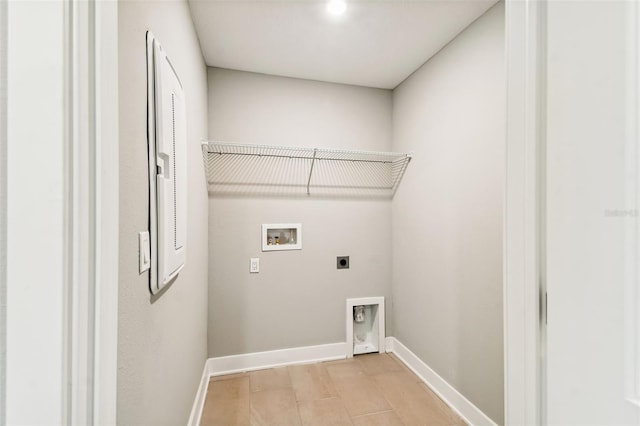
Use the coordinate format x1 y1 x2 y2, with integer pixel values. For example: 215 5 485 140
391 3 505 423
207 68 393 357
118 1 209 424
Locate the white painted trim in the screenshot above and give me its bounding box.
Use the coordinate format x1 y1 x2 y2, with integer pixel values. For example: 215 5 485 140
209 342 346 376
0 0 6 419
384 336 395 352
505 0 545 424
63 1 119 424
4 2 117 422
187 363 211 426
93 1 119 424
388 337 497 426
64 3 93 422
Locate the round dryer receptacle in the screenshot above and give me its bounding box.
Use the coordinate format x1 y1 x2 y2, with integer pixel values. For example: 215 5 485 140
337 256 349 269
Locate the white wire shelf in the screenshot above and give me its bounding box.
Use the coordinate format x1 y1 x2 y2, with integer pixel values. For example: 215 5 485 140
201 142 412 198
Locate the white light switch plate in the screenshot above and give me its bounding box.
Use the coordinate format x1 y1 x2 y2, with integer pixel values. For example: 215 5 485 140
250 258 259 273
139 231 151 274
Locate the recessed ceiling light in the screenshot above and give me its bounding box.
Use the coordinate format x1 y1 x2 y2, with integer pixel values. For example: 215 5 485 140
327 0 347 16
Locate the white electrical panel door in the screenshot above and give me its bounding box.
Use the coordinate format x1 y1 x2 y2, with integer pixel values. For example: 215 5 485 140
149 35 187 293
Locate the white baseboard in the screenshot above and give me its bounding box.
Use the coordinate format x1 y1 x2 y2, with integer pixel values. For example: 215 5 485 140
387 337 497 426
385 336 395 352
188 338 496 426
187 362 211 426
208 342 347 376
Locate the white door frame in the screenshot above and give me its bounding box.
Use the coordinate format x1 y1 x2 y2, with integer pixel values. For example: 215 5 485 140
1 1 118 424
63 0 119 424
92 2 119 422
0 0 7 420
504 0 546 424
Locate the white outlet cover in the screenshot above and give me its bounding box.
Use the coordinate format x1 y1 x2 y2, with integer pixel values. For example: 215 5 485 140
250 258 260 273
139 231 151 273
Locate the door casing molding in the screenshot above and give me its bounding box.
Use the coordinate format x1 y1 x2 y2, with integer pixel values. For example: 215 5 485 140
504 0 546 424
63 1 119 424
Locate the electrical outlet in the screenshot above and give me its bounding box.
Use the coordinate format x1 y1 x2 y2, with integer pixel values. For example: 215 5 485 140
337 256 349 269
250 257 260 273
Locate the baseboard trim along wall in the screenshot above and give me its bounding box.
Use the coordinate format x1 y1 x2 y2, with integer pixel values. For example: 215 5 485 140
208 342 347 376
187 363 210 426
387 337 498 426
188 339 496 426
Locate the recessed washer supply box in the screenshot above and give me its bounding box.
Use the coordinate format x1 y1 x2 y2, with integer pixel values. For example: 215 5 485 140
346 297 385 357
262 223 302 251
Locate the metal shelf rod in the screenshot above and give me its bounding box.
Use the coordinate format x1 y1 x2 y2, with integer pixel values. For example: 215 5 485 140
306 149 317 195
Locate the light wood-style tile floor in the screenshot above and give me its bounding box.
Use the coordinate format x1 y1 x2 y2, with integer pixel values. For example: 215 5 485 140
200 353 466 426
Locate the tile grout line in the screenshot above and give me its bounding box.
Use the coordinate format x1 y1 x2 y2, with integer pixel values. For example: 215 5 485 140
351 408 395 419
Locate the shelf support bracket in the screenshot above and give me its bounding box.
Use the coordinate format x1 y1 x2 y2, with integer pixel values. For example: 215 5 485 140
306 149 317 196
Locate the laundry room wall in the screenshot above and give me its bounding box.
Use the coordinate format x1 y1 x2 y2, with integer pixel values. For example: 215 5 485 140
391 3 505 423
207 68 393 357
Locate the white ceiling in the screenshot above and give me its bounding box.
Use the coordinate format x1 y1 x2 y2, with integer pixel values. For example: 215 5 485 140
188 0 498 89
